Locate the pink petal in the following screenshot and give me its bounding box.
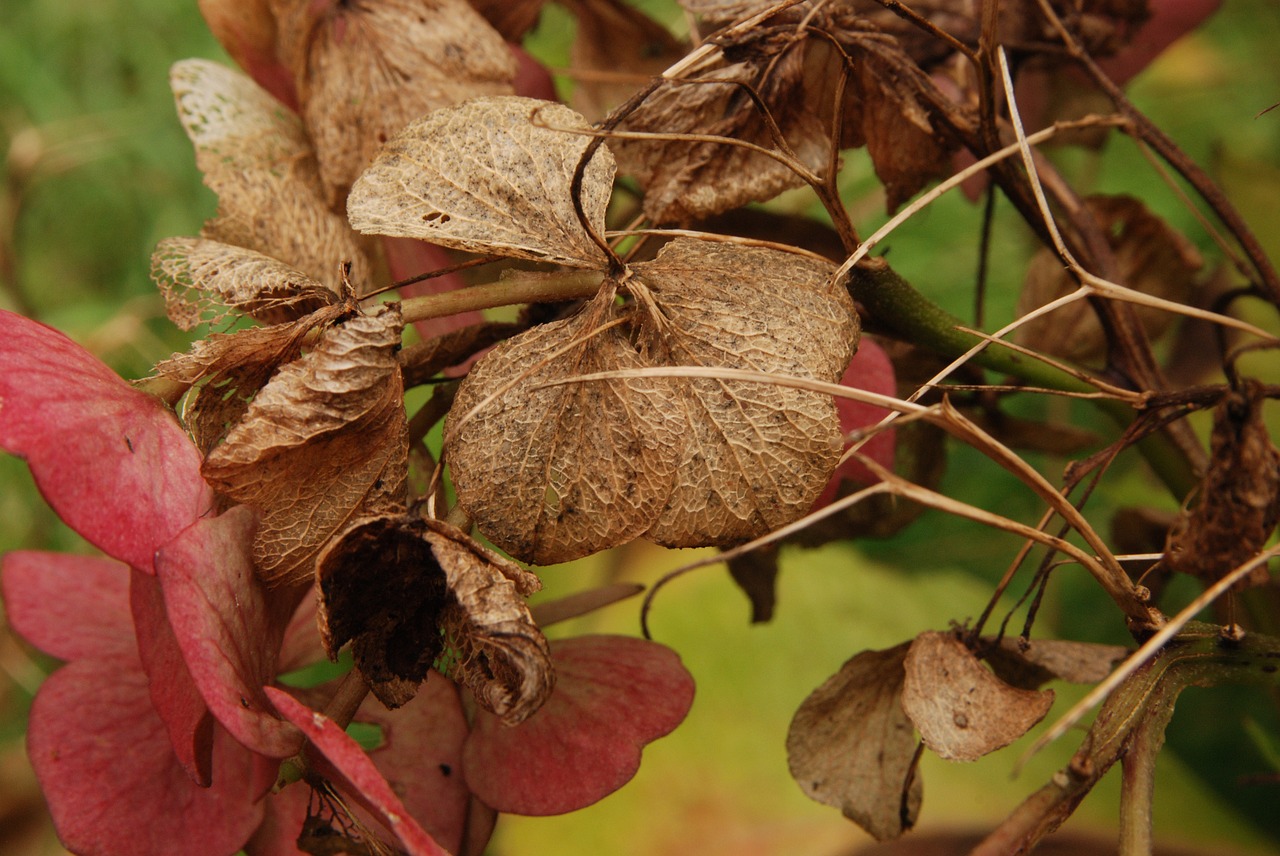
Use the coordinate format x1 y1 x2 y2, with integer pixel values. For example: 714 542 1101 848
28 659 263 856
816 338 898 507
157 506 304 759
1 551 134 662
277 589 325 675
132 569 215 786
511 43 557 101
266 687 452 856
463 635 695 815
357 676 472 853
0 310 211 573
197 0 300 110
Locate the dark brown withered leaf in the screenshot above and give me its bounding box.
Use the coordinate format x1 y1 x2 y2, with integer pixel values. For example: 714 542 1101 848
272 0 515 203
901 631 1054 762
169 58 371 294
316 513 550 718
984 637 1128 691
202 304 409 587
1164 380 1280 589
347 96 615 268
1015 195 1202 364
445 285 683 565
565 0 686 121
787 643 921 841
151 237 337 331
726 545 780 624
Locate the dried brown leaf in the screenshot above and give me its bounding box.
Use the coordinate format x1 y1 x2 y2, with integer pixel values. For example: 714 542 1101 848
565 0 685 121
272 0 515 203
445 286 683 565
901 631 1054 762
726 544 779 624
786 643 921 841
467 0 547 40
151 237 337 331
170 59 371 294
202 304 409 587
1165 380 1280 589
348 96 615 268
316 514 549 717
630 238 857 546
984 637 1128 690
1015 195 1203 363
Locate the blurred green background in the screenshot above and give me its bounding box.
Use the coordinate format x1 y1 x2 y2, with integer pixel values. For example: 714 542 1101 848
2 0 1280 854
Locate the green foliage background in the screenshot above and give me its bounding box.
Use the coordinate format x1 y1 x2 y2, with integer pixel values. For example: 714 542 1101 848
1 1 1279 854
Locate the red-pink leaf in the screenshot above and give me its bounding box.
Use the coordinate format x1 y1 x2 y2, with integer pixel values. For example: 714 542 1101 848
265 687 452 856
131 569 215 786
27 655 262 856
816 338 897 506
462 635 694 815
384 237 484 347
157 506 304 759
1 551 134 663
357 677 472 853
0 310 211 573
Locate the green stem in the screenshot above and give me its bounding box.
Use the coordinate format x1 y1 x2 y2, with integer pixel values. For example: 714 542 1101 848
846 263 1199 499
397 269 602 325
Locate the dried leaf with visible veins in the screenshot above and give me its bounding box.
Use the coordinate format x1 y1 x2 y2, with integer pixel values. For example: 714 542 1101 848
445 285 683 565
984 637 1128 690
272 0 515 203
1165 380 1280 589
202 304 408 587
787 643 921 841
170 58 370 293
901 631 1054 762
348 96 615 268
151 237 337 331
630 238 857 546
316 513 551 720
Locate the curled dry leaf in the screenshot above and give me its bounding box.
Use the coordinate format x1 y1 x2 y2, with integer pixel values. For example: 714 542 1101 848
1015 194 1202 364
202 303 409 587
445 284 683 565
984 637 1129 690
786 643 921 842
348 96 615 268
170 58 370 293
272 0 515 203
151 236 336 331
1164 379 1280 589
901 631 1054 762
316 513 552 721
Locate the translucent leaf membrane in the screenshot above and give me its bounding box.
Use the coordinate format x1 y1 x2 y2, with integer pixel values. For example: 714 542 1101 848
202 304 409 587
170 58 370 294
348 96 615 268
152 237 336 331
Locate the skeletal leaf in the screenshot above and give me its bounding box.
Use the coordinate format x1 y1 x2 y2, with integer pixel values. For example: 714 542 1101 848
1165 380 1280 589
787 644 921 841
170 58 370 294
630 238 857 546
272 0 515 202
901 631 1054 762
151 237 336 331
445 285 683 565
202 304 408 587
316 514 549 719
348 96 616 268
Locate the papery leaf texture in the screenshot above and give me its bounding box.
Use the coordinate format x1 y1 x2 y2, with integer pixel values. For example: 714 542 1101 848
348 96 615 268
157 505 304 758
170 58 370 293
445 285 682 565
202 303 409 587
272 0 515 203
463 635 695 815
152 236 337 331
787 643 921 841
0 310 211 574
901 631 1054 762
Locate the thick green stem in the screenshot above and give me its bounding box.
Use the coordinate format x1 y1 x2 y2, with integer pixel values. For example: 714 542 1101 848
846 263 1199 499
397 269 602 325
